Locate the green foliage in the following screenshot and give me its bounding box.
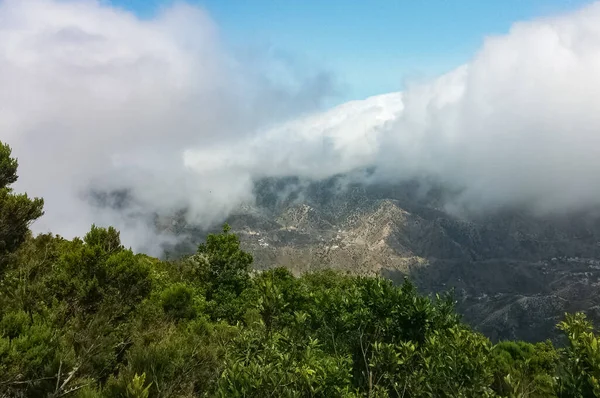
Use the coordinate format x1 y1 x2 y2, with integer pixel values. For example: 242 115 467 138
160 283 199 320
491 340 558 397
102 318 233 398
219 332 355 397
0 310 31 340
197 224 253 297
368 325 495 397
0 312 71 397
557 312 600 397
27 225 153 320
84 225 123 253
4 138 600 397
0 189 44 258
0 142 44 269
0 141 18 188
190 224 254 323
126 373 152 398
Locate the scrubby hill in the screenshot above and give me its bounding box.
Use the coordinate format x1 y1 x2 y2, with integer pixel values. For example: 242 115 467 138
163 176 600 343
4 140 600 397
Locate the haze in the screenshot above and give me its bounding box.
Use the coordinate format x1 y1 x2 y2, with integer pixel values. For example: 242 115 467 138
2 0 600 252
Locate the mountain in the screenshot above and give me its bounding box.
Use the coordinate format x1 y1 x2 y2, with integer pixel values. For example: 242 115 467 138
145 92 600 343
163 175 600 343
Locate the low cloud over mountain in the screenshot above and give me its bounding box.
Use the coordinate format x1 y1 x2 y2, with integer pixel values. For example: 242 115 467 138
3 0 600 251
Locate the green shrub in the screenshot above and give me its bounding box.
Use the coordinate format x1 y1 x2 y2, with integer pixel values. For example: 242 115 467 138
160 283 198 320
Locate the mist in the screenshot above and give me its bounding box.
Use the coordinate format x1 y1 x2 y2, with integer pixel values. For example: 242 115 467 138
210 1 600 215
2 0 600 253
0 0 337 253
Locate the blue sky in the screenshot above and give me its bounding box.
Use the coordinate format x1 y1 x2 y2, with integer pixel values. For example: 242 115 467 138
109 0 594 103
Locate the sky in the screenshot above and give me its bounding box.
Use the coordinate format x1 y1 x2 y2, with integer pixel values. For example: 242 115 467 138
107 0 594 102
3 0 600 253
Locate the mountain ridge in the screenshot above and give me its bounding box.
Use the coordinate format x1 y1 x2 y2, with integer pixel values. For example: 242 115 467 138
161 176 600 343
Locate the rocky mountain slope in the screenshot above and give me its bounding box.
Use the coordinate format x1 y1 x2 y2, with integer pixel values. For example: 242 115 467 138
165 176 600 343
148 90 600 343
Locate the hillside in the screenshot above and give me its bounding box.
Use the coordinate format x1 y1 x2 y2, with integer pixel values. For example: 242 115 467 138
5 138 600 397
166 177 600 343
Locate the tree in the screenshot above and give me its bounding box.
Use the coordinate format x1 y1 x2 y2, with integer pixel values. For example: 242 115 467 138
192 224 254 322
0 141 18 188
0 141 44 269
197 224 253 296
6 141 600 397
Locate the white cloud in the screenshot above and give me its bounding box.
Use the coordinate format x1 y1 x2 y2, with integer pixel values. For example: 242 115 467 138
377 2 600 214
196 1 600 216
2 0 600 252
0 0 335 252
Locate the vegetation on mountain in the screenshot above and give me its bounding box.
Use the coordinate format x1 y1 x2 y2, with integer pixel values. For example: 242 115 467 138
2 140 600 397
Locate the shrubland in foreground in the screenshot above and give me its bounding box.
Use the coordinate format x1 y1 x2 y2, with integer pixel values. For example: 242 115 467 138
2 140 600 397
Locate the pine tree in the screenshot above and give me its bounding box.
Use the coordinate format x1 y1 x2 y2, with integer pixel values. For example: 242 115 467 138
0 141 44 270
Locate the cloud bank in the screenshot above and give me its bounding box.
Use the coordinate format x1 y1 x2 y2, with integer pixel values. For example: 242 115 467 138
2 0 600 252
0 0 336 252
203 1 600 215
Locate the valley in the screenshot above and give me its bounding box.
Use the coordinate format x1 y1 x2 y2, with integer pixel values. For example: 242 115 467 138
166 177 600 343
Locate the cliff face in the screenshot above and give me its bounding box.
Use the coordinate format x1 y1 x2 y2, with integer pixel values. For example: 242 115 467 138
166 177 600 342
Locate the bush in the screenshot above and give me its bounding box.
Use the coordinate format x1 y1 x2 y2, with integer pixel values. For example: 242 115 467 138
3 141 600 398
160 283 198 321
